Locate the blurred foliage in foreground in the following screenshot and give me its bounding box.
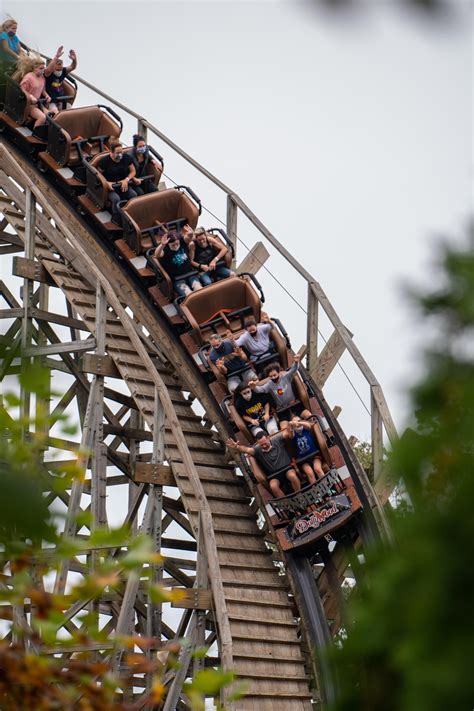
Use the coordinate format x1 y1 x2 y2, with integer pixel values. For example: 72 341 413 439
0 361 243 709
330 239 474 711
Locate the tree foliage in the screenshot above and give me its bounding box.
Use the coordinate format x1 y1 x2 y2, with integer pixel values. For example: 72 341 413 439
0 362 242 710
330 240 474 711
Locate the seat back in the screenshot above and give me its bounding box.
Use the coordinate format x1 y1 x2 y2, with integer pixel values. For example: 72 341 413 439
47 106 121 167
180 275 262 345
122 189 199 254
4 77 30 125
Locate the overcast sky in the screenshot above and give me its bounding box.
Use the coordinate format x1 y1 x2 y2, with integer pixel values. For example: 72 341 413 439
1 0 472 441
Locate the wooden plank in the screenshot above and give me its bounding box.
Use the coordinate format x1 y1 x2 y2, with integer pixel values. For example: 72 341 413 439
81 353 121 378
311 328 353 388
12 256 55 285
237 241 270 276
134 462 176 487
226 194 238 265
306 283 318 375
23 337 96 357
171 588 212 611
31 308 89 331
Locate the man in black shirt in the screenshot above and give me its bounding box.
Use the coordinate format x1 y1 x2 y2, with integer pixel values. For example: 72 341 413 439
234 383 278 436
44 47 77 111
97 140 137 219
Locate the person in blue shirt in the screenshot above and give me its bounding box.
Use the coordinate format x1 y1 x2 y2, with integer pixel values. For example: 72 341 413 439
289 417 325 485
0 18 23 75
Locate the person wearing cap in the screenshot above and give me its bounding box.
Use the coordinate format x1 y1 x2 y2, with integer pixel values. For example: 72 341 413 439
208 333 256 393
189 228 233 285
233 382 278 437
226 424 301 497
154 230 201 297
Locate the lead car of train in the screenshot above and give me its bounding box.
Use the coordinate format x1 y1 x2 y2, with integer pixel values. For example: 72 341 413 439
0 76 363 553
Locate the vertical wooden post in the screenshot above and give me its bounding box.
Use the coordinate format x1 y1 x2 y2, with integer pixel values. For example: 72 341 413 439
194 513 209 675
226 194 238 268
128 409 142 536
146 388 165 691
306 282 319 376
371 387 384 485
137 118 147 141
91 284 107 533
20 188 36 433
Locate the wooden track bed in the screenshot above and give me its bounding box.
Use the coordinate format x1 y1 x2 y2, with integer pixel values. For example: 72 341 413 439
0 148 314 709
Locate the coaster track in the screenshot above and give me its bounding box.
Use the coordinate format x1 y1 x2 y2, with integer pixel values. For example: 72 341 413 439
0 73 398 708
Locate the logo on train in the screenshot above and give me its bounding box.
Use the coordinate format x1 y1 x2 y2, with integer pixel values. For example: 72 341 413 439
287 495 351 542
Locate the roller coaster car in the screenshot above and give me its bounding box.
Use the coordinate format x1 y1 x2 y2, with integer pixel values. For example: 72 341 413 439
0 76 49 152
178 272 265 349
225 368 309 442
146 226 233 301
77 146 165 238
110 187 200 287
246 426 362 551
38 104 123 191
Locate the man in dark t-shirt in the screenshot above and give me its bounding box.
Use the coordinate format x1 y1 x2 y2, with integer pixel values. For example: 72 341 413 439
226 425 301 498
44 48 77 111
234 383 278 436
97 140 137 219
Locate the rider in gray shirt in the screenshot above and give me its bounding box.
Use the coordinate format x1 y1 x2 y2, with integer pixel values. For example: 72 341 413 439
226 424 301 498
250 354 312 424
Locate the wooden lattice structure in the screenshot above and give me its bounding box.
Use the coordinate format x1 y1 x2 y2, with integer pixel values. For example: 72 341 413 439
0 75 398 709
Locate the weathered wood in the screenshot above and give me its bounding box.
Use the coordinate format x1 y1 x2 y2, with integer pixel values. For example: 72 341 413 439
226 194 238 266
171 588 212 611
134 462 176 486
12 256 55 285
311 328 353 388
306 283 318 375
31 308 89 331
23 337 96 357
371 389 384 486
237 241 270 276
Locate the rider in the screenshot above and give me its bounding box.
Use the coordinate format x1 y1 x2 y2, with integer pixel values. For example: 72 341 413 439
233 382 278 437
189 228 233 285
97 140 137 220
227 424 301 498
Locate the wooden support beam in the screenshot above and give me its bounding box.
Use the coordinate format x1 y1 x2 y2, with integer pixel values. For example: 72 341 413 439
236 241 269 276
31 308 89 331
23 337 96 357
12 256 55 285
171 588 212 611
332 405 342 419
311 328 353 389
226 194 238 267
134 462 176 487
306 283 318 375
104 424 153 442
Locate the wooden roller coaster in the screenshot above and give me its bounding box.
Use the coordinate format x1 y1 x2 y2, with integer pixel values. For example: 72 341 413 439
0 65 399 710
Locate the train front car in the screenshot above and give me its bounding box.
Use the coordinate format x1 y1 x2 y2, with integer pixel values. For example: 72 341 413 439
175 274 363 552
251 428 363 553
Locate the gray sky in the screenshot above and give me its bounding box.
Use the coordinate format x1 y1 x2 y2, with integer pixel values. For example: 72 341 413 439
1 0 472 440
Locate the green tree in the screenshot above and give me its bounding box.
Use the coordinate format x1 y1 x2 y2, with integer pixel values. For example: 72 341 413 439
0 362 242 710
330 240 474 711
